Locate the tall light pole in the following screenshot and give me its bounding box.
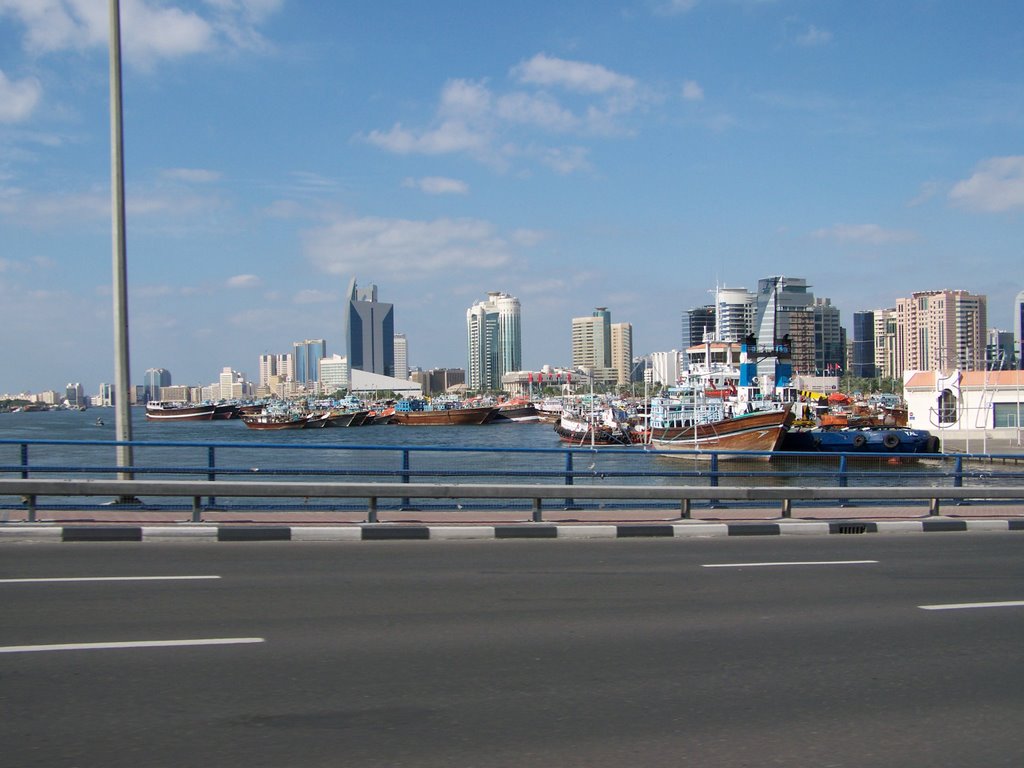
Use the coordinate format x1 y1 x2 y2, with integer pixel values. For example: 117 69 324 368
109 0 134 480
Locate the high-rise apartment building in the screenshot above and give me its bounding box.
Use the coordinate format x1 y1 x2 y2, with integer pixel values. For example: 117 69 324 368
466 291 521 391
143 368 171 402
895 289 987 373
715 286 756 342
572 307 611 370
293 339 327 387
813 298 845 375
318 354 349 392
872 309 899 379
682 305 715 348
611 322 633 386
346 279 394 377
393 333 409 381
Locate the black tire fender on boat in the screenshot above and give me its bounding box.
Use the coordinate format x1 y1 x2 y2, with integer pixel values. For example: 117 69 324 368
926 435 941 453
852 433 867 448
882 433 900 450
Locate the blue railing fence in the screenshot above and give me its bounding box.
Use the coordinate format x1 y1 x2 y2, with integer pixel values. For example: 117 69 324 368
2 437 1023 513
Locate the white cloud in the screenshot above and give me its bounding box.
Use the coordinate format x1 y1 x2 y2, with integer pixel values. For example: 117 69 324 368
0 70 42 123
795 24 833 47
364 55 647 172
811 223 917 245
402 176 469 195
681 80 704 101
496 91 579 131
304 214 513 279
365 120 491 156
539 145 592 175
949 156 1024 213
162 168 222 183
226 274 261 288
511 53 636 95
0 0 280 65
653 0 699 15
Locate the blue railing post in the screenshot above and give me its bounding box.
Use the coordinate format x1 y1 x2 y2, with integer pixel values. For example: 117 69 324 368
401 449 411 509
563 450 576 509
953 455 963 488
20 443 28 479
207 446 217 508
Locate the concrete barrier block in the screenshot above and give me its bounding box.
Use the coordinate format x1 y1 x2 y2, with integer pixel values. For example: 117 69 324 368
429 526 496 540
874 521 924 534
290 526 363 541
778 522 831 535
673 523 730 537
556 525 617 539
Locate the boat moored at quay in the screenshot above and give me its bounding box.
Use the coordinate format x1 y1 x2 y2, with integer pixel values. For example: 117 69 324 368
390 397 497 425
145 401 218 421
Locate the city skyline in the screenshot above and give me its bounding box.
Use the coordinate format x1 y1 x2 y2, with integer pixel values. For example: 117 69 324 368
2 2 1023 393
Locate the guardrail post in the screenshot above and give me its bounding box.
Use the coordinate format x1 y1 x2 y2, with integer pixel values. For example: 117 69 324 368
400 449 412 509
952 455 968 506
838 454 849 507
929 496 940 516
192 496 203 523
20 443 28 479
25 493 36 523
679 498 691 519
563 451 577 509
207 446 217 508
781 498 792 518
367 496 378 524
532 498 543 522
708 453 721 508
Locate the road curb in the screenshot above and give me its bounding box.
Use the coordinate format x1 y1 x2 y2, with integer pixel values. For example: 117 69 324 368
2 519 1023 542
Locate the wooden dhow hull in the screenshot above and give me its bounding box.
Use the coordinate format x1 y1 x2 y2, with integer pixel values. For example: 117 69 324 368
648 408 794 456
145 403 217 421
391 406 497 425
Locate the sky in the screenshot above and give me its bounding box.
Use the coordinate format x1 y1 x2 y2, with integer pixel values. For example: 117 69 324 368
1 0 1023 394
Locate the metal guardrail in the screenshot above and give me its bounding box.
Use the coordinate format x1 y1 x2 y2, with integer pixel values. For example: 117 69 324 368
2 478 1022 524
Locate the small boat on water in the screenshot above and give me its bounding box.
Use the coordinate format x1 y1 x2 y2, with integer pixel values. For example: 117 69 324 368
491 397 541 422
145 401 217 421
554 406 637 446
306 409 371 428
390 398 497 425
241 412 310 430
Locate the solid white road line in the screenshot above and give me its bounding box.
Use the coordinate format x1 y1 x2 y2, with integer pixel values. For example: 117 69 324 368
702 560 879 568
0 575 221 584
0 638 265 654
918 601 1024 611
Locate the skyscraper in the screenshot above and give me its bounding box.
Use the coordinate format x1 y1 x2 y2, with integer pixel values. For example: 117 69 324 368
346 279 394 377
143 368 171 402
466 291 521 391
851 311 877 378
393 333 409 380
753 276 816 376
293 339 327 387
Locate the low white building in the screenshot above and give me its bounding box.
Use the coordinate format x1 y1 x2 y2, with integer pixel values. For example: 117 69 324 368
904 369 1024 451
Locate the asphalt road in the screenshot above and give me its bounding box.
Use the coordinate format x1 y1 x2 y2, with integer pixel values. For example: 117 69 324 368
2 535 1024 767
